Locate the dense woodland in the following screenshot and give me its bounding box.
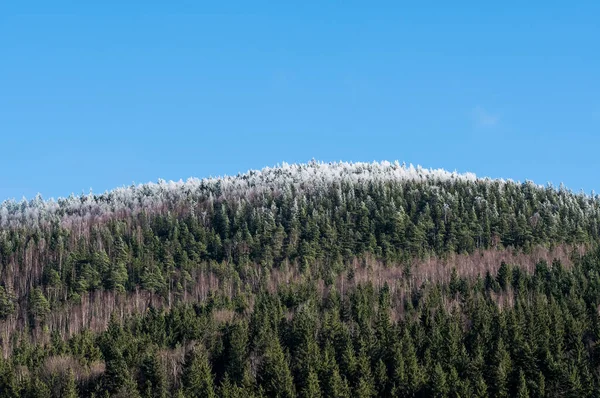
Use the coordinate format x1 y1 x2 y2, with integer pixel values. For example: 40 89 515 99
1 161 600 397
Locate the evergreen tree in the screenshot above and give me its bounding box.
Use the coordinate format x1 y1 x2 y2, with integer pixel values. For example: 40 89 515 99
301 369 322 398
140 350 168 398
62 369 78 398
516 369 530 398
429 363 448 398
0 286 15 319
28 287 50 324
219 374 247 398
354 344 376 398
489 338 511 398
258 337 295 398
181 346 216 398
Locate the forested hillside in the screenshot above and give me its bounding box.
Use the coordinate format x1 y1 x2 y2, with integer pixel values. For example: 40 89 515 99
1 161 600 397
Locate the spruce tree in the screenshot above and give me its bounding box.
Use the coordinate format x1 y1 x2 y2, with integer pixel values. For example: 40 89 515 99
181 346 216 398
300 369 322 398
429 363 448 398
258 337 295 398
140 350 167 398
62 369 78 398
489 338 511 398
516 369 530 398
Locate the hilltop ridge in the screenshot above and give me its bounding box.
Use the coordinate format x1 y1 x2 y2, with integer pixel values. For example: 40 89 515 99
0 160 591 229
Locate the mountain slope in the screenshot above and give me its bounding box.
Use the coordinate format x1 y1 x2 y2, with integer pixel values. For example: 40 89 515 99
0 161 599 396
1 161 598 337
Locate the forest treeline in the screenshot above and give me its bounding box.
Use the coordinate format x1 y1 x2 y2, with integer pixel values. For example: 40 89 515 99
1 161 600 396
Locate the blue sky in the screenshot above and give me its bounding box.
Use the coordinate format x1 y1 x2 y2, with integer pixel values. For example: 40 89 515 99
1 1 599 200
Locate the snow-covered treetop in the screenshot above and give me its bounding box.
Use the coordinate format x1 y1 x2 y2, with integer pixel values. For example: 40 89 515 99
0 160 584 229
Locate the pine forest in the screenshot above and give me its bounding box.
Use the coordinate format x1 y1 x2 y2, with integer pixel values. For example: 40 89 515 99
1 161 600 397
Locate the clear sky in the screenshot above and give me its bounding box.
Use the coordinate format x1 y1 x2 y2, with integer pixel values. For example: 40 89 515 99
1 1 599 200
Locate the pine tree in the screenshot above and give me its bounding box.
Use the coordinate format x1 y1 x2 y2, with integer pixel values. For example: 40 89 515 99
354 344 375 398
62 369 78 398
565 365 582 397
103 344 140 397
429 363 448 398
320 343 350 398
516 369 530 398
0 361 20 398
373 358 389 397
402 330 424 396
489 338 511 398
535 371 545 398
140 350 167 398
182 346 216 398
324 367 350 398
390 342 406 397
0 286 15 319
258 337 295 398
141 262 165 294
496 261 511 291
219 374 247 398
472 374 489 398
29 376 51 398
28 287 50 324
223 320 249 384
300 369 322 398
339 338 356 380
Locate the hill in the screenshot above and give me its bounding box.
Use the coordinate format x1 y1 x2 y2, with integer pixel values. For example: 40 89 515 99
1 161 599 397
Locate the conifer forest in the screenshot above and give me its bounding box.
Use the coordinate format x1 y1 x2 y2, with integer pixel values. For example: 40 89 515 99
2 161 600 397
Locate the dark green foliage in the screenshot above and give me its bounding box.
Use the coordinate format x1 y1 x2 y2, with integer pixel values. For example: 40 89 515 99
0 285 15 319
182 345 216 398
2 251 600 396
28 287 50 324
258 337 295 398
140 350 167 398
63 370 78 398
429 363 448 398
